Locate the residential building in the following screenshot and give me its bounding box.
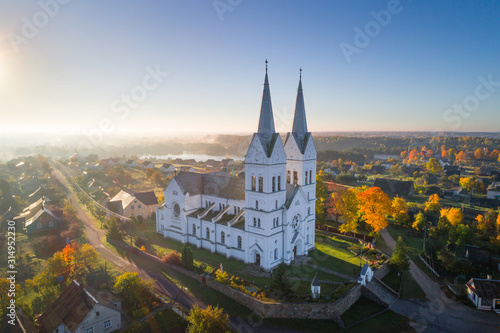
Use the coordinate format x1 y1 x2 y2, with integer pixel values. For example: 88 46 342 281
107 190 158 219
466 278 500 312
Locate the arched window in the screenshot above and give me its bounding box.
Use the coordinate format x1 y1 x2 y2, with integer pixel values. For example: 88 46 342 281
305 171 308 184
308 207 311 215
258 218 261 228
237 236 242 249
206 227 210 240
253 217 257 227
258 177 263 192
278 175 281 190
293 171 298 185
192 224 196 236
287 170 291 184
275 200 278 209
306 234 310 244
221 231 225 244
276 217 279 226
272 176 276 192
309 170 313 183
251 175 256 191
255 200 259 210
274 248 278 260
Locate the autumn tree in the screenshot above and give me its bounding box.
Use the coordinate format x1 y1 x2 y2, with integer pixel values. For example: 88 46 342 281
392 197 410 226
187 305 230 333
357 187 392 232
459 177 474 192
426 158 443 174
441 208 463 227
474 148 484 160
408 149 420 162
336 188 360 233
456 151 467 162
425 194 441 213
114 272 155 318
447 148 457 162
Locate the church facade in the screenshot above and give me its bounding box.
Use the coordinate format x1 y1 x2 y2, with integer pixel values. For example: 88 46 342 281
156 66 317 271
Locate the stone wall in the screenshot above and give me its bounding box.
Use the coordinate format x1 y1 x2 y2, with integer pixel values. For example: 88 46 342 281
374 261 390 279
108 238 370 328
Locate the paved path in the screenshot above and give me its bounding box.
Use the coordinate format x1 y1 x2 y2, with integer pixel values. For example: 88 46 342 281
53 168 302 333
380 229 500 333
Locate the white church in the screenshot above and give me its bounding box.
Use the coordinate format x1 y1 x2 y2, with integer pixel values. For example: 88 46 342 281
156 64 317 271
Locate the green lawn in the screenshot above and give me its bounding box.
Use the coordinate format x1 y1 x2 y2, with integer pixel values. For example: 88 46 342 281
382 269 426 300
312 237 366 276
341 297 385 327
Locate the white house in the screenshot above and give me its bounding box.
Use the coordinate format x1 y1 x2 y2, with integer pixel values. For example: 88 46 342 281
466 278 500 312
358 264 373 286
156 67 317 271
141 161 155 169
311 274 321 299
124 159 139 168
38 280 122 333
160 163 176 173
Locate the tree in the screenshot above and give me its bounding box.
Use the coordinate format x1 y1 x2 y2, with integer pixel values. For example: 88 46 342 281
424 194 441 213
186 305 230 333
449 224 473 245
270 263 293 300
315 174 328 224
412 212 426 231
74 243 99 272
392 197 409 226
61 244 76 265
474 148 484 160
106 218 122 241
336 188 360 233
426 158 443 174
114 272 155 317
408 149 420 162
456 151 467 162
441 208 463 226
357 187 392 232
447 148 457 162
459 177 474 192
390 236 410 272
181 244 194 270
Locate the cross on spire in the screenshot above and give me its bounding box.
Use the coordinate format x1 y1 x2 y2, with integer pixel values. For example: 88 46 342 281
300 67 302 79
265 59 268 73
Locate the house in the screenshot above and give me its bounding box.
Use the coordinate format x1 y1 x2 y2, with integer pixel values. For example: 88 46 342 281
179 166 195 173
487 182 500 200
101 158 120 166
0 310 37 333
466 278 500 312
457 187 472 199
469 196 500 209
311 274 321 299
444 165 461 177
364 165 386 175
373 178 414 198
107 189 158 219
27 185 50 204
141 161 155 169
402 165 422 176
461 207 484 222
25 207 63 235
38 280 121 333
20 175 41 194
381 160 397 170
124 159 138 168
323 168 340 177
358 264 373 286
455 245 490 266
340 164 354 173
160 163 176 173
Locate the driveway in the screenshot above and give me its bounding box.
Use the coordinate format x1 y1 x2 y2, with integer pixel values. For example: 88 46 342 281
380 229 500 333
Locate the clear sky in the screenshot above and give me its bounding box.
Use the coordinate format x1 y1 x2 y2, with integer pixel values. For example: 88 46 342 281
1 0 499 137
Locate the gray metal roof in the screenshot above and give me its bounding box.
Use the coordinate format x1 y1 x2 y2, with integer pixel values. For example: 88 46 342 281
174 171 245 200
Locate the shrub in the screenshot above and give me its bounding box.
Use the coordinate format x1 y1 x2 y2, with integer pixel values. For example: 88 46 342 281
161 252 181 266
214 269 229 285
135 238 146 248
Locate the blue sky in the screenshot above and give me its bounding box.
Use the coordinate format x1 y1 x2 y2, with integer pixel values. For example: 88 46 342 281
1 0 499 136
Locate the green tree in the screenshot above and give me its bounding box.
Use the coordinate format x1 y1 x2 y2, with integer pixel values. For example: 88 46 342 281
412 212 426 231
449 224 473 245
186 305 230 333
315 174 328 224
390 236 410 272
270 263 293 300
106 218 122 241
181 244 194 270
114 272 155 317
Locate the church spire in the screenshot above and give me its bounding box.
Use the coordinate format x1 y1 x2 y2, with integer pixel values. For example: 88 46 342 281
292 68 308 143
257 59 275 143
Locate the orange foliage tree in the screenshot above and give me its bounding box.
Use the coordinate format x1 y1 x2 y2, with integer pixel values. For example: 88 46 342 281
456 151 467 162
357 187 392 232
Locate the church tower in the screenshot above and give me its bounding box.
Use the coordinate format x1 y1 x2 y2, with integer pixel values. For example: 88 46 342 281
244 61 287 270
284 70 317 254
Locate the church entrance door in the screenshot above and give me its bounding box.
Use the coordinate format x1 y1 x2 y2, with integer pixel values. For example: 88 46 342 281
293 246 297 257
255 253 261 265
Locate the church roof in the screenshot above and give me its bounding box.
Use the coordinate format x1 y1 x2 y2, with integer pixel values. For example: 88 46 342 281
311 273 320 287
292 75 308 143
257 64 276 148
174 171 245 200
284 184 300 209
